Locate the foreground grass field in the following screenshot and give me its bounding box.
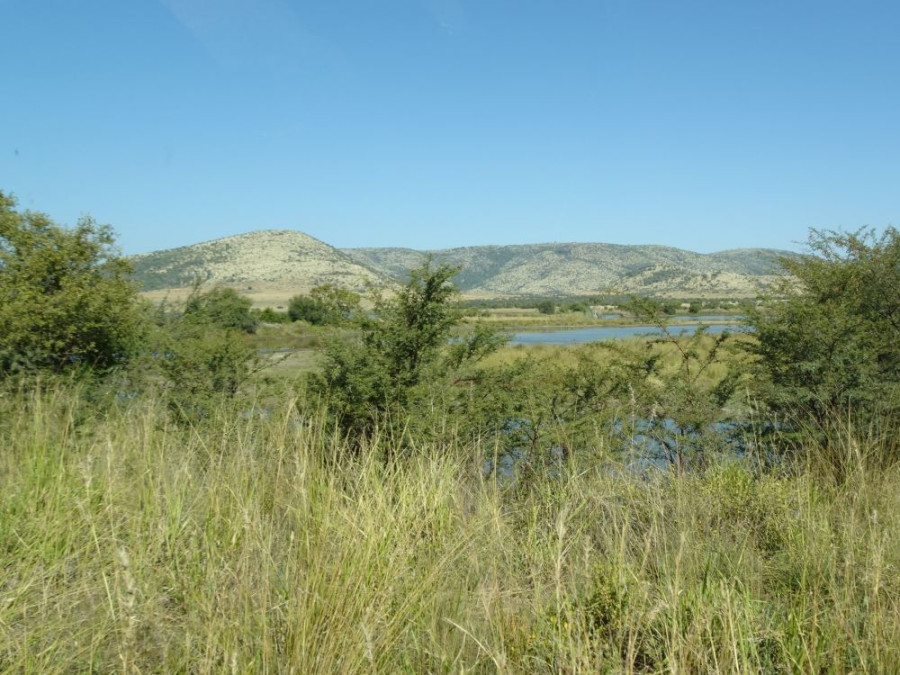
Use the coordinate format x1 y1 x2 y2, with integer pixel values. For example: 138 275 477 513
2 384 899 673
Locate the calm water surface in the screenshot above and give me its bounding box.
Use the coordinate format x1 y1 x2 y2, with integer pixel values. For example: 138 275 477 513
510 323 744 345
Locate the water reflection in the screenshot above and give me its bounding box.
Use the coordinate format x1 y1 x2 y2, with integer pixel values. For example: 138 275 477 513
510 323 744 345
482 418 766 482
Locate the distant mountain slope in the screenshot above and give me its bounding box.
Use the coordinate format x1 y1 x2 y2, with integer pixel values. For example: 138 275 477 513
132 229 792 299
132 230 385 292
342 243 792 297
705 248 789 275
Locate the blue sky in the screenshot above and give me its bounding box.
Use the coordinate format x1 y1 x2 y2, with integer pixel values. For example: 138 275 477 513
2 0 898 255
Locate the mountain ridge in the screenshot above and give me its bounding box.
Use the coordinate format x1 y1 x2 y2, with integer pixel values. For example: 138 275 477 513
342 241 791 296
132 229 793 299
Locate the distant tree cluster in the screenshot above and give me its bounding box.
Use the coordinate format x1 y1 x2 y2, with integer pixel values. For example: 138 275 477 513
560 301 589 314
288 284 361 325
183 285 258 334
535 300 555 315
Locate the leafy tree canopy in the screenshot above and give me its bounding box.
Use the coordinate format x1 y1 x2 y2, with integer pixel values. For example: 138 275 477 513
747 227 900 433
149 283 261 423
183 285 258 333
288 284 361 325
536 300 555 315
0 191 145 376
311 260 506 444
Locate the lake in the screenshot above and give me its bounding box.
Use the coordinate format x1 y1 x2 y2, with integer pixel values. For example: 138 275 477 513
509 322 744 345
670 314 744 322
599 314 742 322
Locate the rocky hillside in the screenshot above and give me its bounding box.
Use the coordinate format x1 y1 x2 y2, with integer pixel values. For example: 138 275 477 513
132 230 385 293
132 230 792 298
343 243 791 297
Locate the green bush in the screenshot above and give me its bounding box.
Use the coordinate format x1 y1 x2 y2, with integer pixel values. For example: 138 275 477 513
621 296 742 470
747 228 900 453
183 285 258 333
288 284 360 325
0 191 145 377
310 260 505 446
156 323 258 423
561 301 589 314
535 300 555 315
152 285 261 423
253 307 291 324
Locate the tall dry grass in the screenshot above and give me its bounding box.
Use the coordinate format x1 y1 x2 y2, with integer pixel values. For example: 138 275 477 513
2 383 899 672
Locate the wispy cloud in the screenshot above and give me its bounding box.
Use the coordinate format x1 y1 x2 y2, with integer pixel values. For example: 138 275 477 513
159 0 343 75
422 0 466 35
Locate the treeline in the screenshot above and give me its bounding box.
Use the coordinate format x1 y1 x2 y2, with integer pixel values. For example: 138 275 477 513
460 295 754 312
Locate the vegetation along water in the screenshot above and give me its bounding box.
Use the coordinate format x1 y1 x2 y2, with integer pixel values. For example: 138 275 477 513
2 191 899 672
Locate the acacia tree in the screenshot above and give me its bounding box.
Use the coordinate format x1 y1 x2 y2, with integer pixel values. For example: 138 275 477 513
620 297 741 470
0 191 144 376
747 227 900 445
311 260 504 444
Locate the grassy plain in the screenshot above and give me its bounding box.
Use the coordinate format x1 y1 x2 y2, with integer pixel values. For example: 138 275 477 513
142 284 316 310
462 308 745 332
2 382 899 673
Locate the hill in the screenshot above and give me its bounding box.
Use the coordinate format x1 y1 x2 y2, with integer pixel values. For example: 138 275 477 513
132 230 386 297
132 230 792 300
342 243 791 297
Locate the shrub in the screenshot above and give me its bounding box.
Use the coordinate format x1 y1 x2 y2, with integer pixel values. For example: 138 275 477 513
536 300 555 315
156 323 258 423
0 191 145 377
463 347 640 470
620 297 743 470
746 228 900 451
183 285 258 333
152 285 261 422
288 284 361 325
253 307 291 324
310 260 505 445
561 301 589 314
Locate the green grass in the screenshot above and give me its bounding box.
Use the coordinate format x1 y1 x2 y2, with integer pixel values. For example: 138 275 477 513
2 383 899 672
461 307 745 332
